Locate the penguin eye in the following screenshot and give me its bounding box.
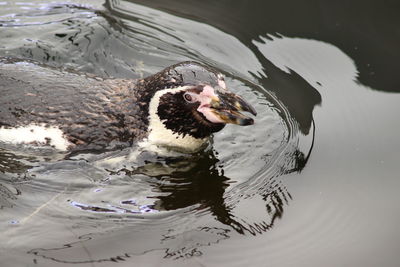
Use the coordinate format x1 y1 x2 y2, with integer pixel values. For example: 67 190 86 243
183 92 196 103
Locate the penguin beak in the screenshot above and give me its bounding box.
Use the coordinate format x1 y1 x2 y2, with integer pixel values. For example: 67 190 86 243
195 85 257 126
196 85 257 126
209 91 257 125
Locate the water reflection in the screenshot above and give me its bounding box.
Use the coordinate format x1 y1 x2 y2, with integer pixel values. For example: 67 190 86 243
131 0 400 93
63 148 294 236
0 182 19 209
251 55 321 135
135 150 293 235
0 148 34 176
24 147 294 263
0 2 149 78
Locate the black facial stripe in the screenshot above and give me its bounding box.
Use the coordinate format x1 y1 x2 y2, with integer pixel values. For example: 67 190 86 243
157 91 224 139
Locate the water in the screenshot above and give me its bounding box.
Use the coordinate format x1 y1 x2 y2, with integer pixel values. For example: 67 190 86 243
0 1 399 266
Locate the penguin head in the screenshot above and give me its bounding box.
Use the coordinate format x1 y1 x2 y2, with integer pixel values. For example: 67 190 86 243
153 84 256 139
145 62 256 152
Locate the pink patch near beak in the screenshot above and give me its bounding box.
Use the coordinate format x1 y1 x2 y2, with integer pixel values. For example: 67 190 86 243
200 85 217 98
197 106 225 123
196 85 225 124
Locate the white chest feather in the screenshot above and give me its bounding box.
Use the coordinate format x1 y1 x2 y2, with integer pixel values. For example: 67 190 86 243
0 124 72 151
147 87 209 153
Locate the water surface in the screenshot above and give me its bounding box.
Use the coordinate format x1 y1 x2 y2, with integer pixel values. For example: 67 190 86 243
0 1 399 266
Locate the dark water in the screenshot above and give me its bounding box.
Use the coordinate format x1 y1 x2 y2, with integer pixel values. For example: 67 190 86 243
1 1 399 266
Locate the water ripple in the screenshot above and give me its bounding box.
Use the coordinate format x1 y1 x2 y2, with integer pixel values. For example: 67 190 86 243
0 1 313 265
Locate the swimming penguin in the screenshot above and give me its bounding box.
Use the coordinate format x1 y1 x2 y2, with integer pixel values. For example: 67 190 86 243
0 58 256 153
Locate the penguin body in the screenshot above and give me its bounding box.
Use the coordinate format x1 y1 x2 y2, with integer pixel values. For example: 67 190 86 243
0 58 256 153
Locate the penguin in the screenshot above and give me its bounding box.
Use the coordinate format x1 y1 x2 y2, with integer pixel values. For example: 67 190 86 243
0 58 256 154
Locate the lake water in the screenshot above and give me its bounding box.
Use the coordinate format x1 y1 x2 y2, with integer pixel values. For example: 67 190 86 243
1 1 399 266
